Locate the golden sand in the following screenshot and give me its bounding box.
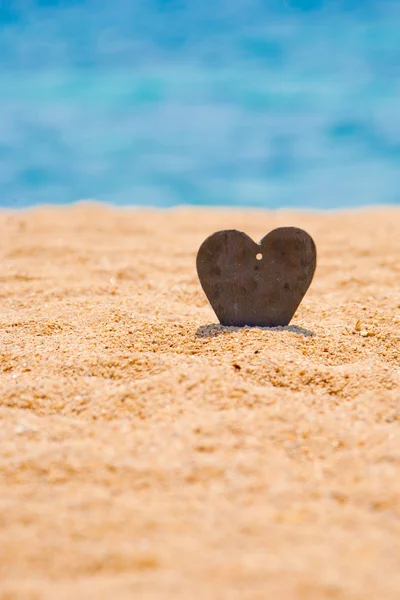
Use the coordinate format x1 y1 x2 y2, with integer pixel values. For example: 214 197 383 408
0 203 399 599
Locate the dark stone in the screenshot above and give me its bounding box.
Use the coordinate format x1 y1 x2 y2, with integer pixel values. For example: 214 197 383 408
196 227 316 327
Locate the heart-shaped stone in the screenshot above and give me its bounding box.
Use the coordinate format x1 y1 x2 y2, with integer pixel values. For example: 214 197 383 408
196 227 316 327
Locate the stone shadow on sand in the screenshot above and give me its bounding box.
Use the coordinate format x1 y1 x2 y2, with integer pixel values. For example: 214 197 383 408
196 323 315 339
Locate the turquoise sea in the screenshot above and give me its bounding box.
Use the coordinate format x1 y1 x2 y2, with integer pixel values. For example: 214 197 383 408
0 0 399 209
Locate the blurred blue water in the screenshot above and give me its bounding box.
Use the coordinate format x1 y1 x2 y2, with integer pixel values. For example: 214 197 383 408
0 0 399 209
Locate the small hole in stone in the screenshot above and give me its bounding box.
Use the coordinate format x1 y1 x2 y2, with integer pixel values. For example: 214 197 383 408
256 253 262 260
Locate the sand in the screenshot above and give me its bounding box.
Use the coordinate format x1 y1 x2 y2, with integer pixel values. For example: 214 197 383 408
0 203 399 599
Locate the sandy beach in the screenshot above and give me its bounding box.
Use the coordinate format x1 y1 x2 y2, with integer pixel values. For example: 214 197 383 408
1 203 400 599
